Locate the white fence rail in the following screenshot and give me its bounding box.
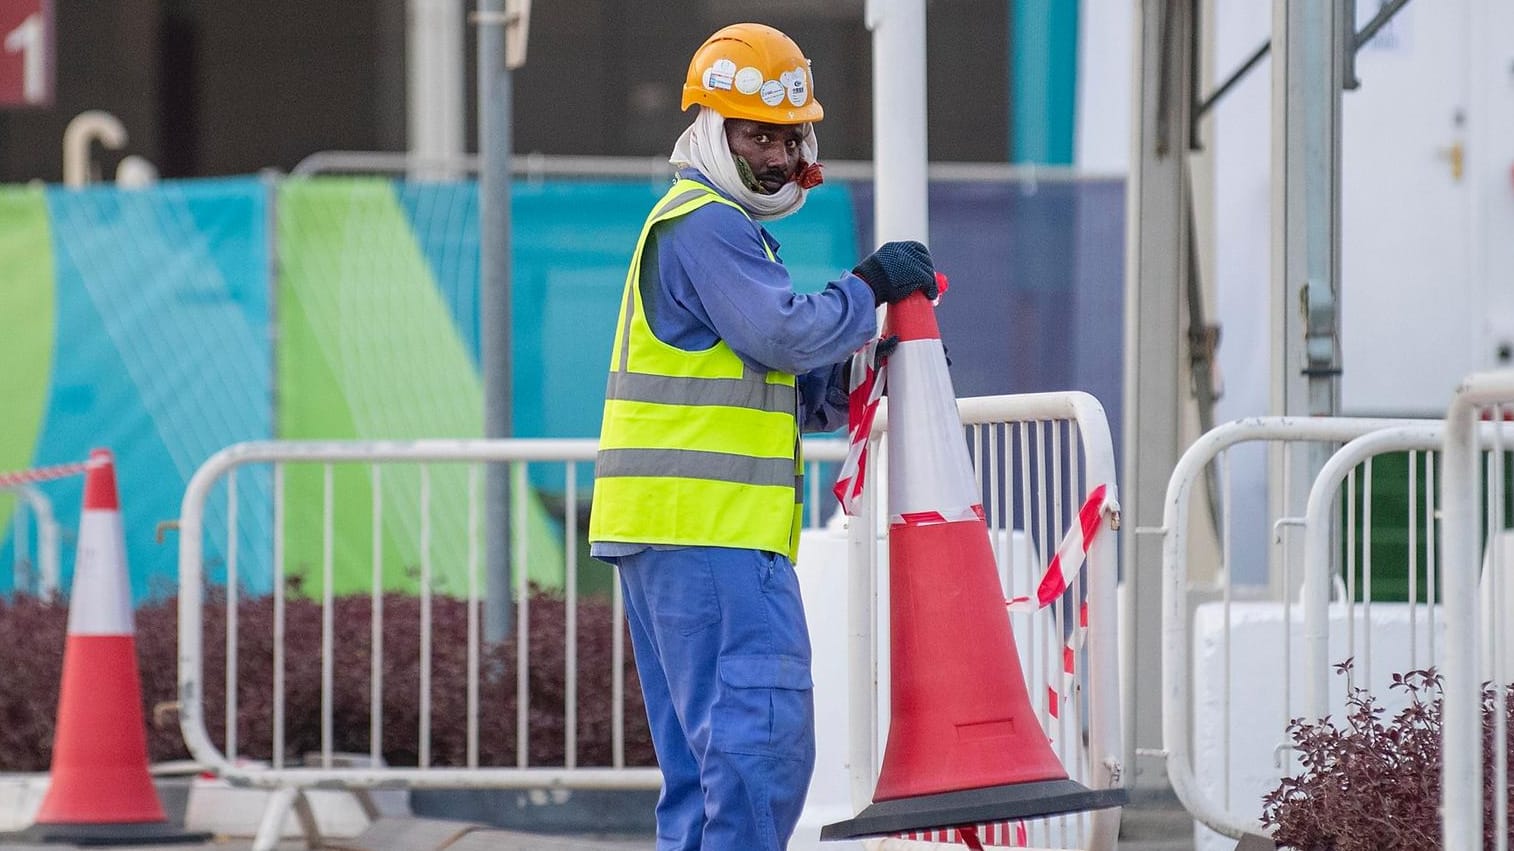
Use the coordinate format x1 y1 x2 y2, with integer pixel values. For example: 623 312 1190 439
1442 370 1514 851
4 484 60 598
1159 416 1430 841
179 438 693 849
1164 410 1514 847
178 393 1124 850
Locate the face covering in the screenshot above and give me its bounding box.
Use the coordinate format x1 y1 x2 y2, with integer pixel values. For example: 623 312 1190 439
669 106 818 222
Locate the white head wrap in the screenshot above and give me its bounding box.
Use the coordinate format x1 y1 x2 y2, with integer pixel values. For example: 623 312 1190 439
669 107 818 222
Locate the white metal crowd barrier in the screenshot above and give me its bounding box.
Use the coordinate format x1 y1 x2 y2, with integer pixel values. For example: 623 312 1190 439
178 438 665 849
841 391 1124 851
178 393 1124 851
1442 370 1514 851
1298 422 1448 724
4 484 60 598
1158 416 1432 842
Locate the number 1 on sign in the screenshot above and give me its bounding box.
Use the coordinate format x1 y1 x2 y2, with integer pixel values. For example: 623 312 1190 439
4 13 44 104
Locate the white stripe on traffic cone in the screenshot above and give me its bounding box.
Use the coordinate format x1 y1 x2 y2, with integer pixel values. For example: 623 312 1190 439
883 303 980 523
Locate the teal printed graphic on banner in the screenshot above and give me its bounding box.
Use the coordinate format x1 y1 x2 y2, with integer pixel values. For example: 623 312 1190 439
0 173 863 602
23 178 271 602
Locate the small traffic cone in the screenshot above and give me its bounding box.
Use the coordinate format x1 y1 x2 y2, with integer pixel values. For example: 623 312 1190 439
15 449 206 845
822 292 1126 841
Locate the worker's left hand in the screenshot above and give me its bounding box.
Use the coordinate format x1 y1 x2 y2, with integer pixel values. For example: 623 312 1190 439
853 241 939 305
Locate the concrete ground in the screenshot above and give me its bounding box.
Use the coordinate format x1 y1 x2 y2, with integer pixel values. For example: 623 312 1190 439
2 832 654 851
0 780 1200 851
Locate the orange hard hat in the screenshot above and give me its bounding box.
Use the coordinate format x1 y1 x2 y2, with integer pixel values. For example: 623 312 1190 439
681 23 824 125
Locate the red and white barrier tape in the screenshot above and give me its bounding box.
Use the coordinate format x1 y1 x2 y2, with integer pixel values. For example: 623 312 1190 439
896 820 1029 848
1047 600 1089 720
1003 486 1114 723
0 460 90 490
1006 484 1117 614
833 336 889 515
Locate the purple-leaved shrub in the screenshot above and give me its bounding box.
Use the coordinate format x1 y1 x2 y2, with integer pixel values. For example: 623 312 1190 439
1262 660 1514 851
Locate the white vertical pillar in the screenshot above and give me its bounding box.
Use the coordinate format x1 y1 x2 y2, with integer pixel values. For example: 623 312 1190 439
408 0 464 179
867 0 930 245
1125 0 1192 789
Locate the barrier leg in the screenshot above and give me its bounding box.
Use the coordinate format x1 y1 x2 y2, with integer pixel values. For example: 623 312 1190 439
292 790 323 849
252 786 300 851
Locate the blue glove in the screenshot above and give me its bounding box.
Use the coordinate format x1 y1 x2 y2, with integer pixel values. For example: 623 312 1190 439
853 241 939 305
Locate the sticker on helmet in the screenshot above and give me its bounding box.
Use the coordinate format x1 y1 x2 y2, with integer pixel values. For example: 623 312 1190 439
781 68 808 107
703 58 736 91
759 80 785 107
735 66 763 96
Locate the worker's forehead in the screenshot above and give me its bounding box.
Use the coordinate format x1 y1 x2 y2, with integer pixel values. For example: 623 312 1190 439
727 119 804 137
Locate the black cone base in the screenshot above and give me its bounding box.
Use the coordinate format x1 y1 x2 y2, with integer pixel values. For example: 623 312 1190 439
1 821 212 846
820 777 1129 841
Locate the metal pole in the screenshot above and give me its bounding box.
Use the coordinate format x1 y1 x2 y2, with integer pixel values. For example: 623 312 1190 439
866 0 929 244
479 0 514 642
1270 0 1343 599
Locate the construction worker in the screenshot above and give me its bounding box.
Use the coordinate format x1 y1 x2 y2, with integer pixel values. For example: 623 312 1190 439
588 22 939 851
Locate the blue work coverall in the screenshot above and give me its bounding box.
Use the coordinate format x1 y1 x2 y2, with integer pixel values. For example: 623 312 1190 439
592 169 877 850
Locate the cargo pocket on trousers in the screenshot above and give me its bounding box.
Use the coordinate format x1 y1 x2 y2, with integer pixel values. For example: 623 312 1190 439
715 654 815 762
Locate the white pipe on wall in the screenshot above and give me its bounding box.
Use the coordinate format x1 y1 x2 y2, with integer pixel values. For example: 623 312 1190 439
62 110 127 188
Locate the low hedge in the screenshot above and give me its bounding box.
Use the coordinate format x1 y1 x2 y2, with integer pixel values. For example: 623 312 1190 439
0 590 655 772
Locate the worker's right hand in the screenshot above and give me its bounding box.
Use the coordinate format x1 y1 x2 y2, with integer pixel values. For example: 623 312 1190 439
852 241 939 305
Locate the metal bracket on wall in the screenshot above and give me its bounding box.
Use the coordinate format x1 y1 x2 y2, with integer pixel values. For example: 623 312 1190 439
1300 278 1342 378
469 0 531 69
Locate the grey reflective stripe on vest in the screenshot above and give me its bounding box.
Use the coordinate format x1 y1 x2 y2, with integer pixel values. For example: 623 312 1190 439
606 370 793 413
794 473 804 503
617 278 636 373
597 448 796 489
652 188 710 221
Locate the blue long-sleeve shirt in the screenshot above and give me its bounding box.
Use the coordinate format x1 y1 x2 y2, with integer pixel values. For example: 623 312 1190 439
593 170 877 559
642 169 877 431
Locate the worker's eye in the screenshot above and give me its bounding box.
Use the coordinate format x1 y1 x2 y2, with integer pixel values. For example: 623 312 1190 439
754 134 770 144
785 139 799 150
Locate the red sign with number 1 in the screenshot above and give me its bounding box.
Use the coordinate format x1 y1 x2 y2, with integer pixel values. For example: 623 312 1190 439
0 0 52 108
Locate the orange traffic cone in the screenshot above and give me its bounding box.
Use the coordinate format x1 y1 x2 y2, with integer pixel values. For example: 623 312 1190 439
822 293 1126 841
18 449 206 845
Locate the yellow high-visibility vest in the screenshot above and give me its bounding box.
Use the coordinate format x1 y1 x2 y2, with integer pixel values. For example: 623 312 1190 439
589 179 803 560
